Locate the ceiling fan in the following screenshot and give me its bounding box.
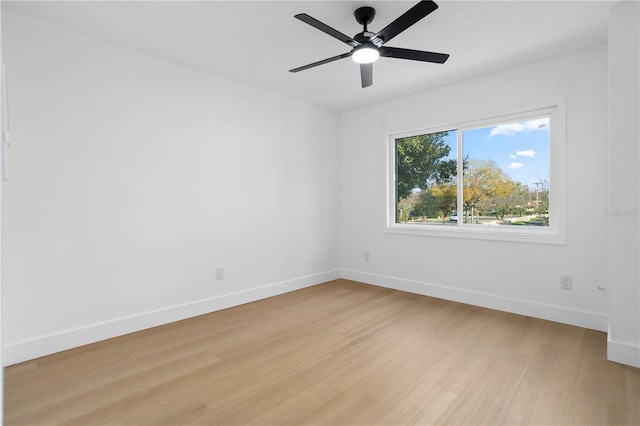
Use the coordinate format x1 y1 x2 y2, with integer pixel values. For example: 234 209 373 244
289 0 449 88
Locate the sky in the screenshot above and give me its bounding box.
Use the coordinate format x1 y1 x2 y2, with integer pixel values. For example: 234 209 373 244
442 117 550 190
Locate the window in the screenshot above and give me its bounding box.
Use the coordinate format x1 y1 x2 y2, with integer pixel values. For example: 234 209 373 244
386 101 566 244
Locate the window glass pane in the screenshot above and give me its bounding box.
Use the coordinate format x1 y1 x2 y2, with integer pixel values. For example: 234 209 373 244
395 130 457 225
462 118 550 226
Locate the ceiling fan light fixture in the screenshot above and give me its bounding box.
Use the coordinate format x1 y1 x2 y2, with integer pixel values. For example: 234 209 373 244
352 46 379 64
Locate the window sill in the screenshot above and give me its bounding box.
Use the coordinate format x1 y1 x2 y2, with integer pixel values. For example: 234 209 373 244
384 223 566 245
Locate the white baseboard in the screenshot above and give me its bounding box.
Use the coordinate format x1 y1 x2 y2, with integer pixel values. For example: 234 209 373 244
3 269 341 366
341 269 609 332
607 332 640 367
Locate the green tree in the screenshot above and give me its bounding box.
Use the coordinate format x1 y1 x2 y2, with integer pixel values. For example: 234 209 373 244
464 159 527 221
396 193 420 222
532 178 550 216
492 178 516 220
429 183 457 224
506 182 529 216
514 206 527 217
463 159 505 221
411 192 439 218
396 131 456 202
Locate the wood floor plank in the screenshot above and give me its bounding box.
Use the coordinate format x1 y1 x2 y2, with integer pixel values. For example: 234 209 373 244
7 351 221 425
4 279 639 425
498 343 581 425
624 366 640 425
377 380 460 425
435 349 534 425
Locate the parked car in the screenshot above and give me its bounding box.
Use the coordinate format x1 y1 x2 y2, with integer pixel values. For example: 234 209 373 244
449 213 458 221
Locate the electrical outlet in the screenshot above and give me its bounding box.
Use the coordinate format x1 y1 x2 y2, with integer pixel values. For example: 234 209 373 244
560 275 572 290
364 251 370 262
216 267 224 280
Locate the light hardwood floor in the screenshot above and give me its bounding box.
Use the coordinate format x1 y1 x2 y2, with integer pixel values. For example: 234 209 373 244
4 279 640 425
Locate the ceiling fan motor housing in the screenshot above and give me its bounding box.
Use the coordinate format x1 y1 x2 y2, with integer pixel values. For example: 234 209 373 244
354 6 376 26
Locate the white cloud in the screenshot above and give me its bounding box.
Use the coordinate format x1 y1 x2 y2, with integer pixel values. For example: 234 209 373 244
510 154 517 159
507 162 524 170
489 118 549 137
516 149 536 158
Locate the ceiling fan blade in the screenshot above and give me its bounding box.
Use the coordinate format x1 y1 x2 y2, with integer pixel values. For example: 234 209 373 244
360 63 373 88
289 52 352 73
294 14 360 47
379 46 449 64
371 1 439 46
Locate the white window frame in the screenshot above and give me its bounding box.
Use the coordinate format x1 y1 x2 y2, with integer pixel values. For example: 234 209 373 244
385 98 566 245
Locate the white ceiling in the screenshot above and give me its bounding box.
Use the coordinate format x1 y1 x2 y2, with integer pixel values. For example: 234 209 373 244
2 0 617 112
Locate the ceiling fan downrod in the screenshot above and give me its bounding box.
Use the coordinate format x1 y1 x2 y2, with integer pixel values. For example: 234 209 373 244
354 6 376 33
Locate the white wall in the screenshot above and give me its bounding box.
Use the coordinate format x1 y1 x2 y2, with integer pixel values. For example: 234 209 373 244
607 1 640 367
1 10 341 365
339 44 610 331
